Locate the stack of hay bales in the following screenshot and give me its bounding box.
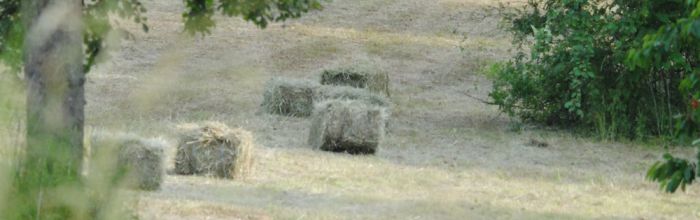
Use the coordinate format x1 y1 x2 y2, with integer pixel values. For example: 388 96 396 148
258 59 392 155
261 77 318 117
320 65 390 97
174 122 254 179
89 132 166 191
308 100 389 154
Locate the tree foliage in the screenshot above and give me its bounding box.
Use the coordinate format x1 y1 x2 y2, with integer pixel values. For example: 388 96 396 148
0 0 22 73
183 0 322 34
647 152 698 193
493 0 700 192
631 1 700 193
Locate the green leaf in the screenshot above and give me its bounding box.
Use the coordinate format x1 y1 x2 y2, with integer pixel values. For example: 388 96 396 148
692 139 700 145
647 161 662 180
684 167 694 181
666 172 683 193
690 20 700 38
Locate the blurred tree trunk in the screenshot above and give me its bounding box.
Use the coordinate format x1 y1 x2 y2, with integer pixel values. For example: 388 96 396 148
23 0 84 178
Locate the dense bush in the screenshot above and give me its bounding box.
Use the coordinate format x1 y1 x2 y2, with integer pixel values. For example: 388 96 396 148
492 0 700 192
491 0 699 139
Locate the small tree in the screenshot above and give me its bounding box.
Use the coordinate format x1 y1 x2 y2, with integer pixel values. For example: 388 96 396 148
0 0 322 218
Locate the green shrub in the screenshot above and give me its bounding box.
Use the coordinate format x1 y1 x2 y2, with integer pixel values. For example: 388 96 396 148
491 0 699 139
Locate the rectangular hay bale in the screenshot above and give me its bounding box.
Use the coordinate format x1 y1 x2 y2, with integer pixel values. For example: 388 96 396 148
261 77 318 117
320 65 390 97
308 100 388 154
89 132 166 191
174 122 254 179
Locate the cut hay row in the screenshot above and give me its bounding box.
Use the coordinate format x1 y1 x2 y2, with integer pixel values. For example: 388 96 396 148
174 122 254 179
89 132 166 191
308 100 389 155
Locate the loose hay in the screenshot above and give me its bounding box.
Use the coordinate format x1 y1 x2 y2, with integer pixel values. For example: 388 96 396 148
308 100 389 154
261 77 318 117
320 63 390 97
174 122 254 179
89 132 166 191
314 85 392 107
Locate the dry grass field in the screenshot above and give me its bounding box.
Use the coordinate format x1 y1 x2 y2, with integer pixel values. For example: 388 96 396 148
78 0 700 219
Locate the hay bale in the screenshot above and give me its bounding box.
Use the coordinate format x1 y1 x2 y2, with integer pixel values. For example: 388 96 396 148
261 77 318 117
174 122 254 179
89 132 166 191
320 65 390 97
314 86 393 130
314 85 391 107
308 100 388 154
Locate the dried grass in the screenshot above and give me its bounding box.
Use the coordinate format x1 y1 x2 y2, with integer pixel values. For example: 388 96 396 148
261 77 319 117
308 100 389 154
174 122 254 179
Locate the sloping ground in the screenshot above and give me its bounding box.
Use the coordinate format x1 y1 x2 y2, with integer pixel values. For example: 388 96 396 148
87 0 700 219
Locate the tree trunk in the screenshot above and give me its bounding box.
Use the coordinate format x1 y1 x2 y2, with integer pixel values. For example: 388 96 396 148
23 0 84 179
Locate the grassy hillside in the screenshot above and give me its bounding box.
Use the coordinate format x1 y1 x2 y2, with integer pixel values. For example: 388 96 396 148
83 0 700 219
